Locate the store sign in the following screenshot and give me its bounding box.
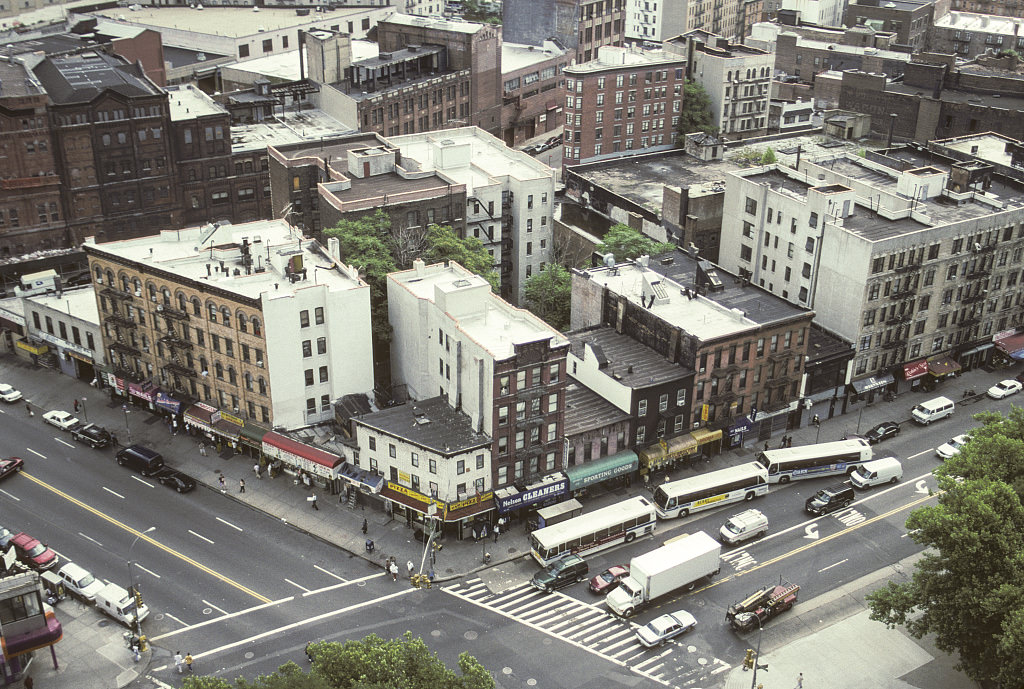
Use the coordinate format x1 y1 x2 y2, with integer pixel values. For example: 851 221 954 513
388 482 433 506
495 478 568 513
448 491 493 512
220 412 244 427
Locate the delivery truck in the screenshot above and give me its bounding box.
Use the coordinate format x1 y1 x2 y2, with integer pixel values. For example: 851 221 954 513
605 531 721 617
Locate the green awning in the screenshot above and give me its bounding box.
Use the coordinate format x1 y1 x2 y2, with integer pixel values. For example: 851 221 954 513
238 422 269 447
564 450 639 491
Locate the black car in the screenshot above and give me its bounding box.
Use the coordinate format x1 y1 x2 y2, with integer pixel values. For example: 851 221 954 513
154 468 196 493
864 421 900 444
70 423 112 449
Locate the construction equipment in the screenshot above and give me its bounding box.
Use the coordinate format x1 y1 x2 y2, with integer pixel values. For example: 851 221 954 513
726 580 800 632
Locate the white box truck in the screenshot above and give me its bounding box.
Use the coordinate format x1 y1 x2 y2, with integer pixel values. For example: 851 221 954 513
606 531 721 617
94 583 149 628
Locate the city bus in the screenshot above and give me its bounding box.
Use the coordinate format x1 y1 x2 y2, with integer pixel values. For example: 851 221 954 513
652 462 770 519
529 496 657 566
755 438 872 484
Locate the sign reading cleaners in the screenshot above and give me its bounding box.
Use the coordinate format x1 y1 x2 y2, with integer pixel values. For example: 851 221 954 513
495 477 568 514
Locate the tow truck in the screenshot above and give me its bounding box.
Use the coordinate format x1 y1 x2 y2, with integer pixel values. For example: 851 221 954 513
726 579 800 632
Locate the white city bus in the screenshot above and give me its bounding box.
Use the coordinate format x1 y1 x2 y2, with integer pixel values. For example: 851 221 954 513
755 438 872 484
529 496 657 566
652 462 769 519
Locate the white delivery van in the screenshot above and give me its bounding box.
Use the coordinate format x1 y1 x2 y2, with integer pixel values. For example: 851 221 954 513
94 582 149 628
911 396 955 425
719 509 769 545
849 456 903 488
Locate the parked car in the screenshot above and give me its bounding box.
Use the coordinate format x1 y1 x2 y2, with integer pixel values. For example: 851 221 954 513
636 610 697 647
42 410 80 431
522 143 544 156
70 423 112 449
57 562 106 602
864 421 901 444
936 434 970 460
0 525 15 549
987 379 1022 400
0 383 23 403
0 456 24 481
154 468 196 493
589 564 630 594
10 532 58 570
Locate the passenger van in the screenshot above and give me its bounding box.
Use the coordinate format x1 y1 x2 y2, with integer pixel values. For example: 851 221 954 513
911 396 955 425
849 457 903 489
115 444 164 476
94 582 149 627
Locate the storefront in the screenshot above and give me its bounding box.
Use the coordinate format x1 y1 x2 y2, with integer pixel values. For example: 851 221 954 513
377 483 495 540
261 431 343 486
849 373 894 401
127 381 158 411
994 330 1024 363
564 450 638 495
927 356 961 388
14 338 48 366
689 427 723 456
237 422 269 459
902 359 929 390
727 415 754 449
638 434 698 475
494 473 569 521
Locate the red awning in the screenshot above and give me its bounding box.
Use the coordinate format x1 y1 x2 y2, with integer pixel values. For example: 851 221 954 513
903 359 929 380
928 356 962 377
262 431 342 470
995 332 1024 359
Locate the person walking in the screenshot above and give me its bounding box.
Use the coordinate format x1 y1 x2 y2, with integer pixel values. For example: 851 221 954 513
239 478 246 493
218 475 226 492
26 402 32 416
795 672 804 688
185 652 194 673
406 559 415 577
74 399 79 412
493 524 500 543
174 651 184 674
310 493 319 510
199 442 207 457
111 432 119 447
254 462 262 479
361 518 368 535
388 560 398 581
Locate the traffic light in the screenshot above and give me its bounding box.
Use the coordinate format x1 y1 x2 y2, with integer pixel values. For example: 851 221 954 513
131 586 144 609
742 649 756 671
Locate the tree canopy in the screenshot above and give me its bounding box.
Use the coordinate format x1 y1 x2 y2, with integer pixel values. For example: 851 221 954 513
421 224 499 291
866 407 1024 688
184 634 494 689
596 224 675 263
674 79 717 142
524 264 572 331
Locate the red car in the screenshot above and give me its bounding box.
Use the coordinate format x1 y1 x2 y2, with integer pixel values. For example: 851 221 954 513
0 456 23 481
10 532 59 570
589 564 631 594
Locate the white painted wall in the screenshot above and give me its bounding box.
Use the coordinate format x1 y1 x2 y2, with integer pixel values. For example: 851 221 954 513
568 346 633 413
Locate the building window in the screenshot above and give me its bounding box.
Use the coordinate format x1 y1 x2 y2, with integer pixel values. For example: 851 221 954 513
305 369 314 386
300 310 309 328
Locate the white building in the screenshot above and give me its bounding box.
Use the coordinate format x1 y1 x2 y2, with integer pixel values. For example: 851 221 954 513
779 0 845 27
666 31 773 139
718 150 1024 387
388 127 556 305
388 259 569 490
626 0 690 44
84 219 373 430
21 286 105 383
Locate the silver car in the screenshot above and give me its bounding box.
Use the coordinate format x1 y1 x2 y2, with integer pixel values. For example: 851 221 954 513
636 610 697 647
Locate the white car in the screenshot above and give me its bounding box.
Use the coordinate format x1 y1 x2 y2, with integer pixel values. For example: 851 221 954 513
636 610 697 647
986 379 1022 400
936 434 969 460
0 383 22 403
42 410 80 431
57 562 106 602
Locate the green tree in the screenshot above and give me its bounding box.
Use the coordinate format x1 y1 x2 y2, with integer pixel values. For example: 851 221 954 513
596 224 675 262
183 678 234 689
674 79 718 143
866 408 1024 688
422 224 499 290
760 147 777 165
524 264 572 331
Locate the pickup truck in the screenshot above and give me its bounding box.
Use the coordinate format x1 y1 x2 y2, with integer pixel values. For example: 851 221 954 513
726 580 800 632
70 423 112 449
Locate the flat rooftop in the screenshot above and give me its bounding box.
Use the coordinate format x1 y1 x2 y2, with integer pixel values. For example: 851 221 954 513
566 46 684 74
220 41 378 82
167 83 227 120
931 133 1016 168
578 262 760 342
934 10 1024 34
887 81 1024 111
230 109 356 154
390 261 568 360
502 40 565 73
356 396 488 455
382 13 487 34
563 380 632 435
89 5 378 39
567 325 692 388
0 60 44 98
25 286 100 325
163 45 229 69
85 219 365 302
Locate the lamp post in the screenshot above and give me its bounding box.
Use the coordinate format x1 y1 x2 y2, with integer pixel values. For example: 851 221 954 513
127 526 156 651
80 396 88 422
122 404 133 444
750 611 768 689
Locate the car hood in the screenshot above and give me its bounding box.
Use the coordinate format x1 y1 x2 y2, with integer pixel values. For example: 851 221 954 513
532 571 556 586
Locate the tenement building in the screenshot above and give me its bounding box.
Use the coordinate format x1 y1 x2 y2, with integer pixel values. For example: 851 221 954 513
84 219 373 430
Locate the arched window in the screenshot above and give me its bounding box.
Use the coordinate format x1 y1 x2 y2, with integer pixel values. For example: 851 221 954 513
237 313 248 333
177 292 188 312
191 297 201 316
221 307 231 327
94 265 102 282
215 362 224 379
121 274 131 291
133 278 141 294
162 288 171 305
258 377 267 394
251 317 262 336
228 366 237 384
244 372 253 391
106 270 114 286
208 302 217 321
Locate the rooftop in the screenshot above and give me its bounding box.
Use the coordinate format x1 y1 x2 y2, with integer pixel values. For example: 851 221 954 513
84 219 366 303
88 5 378 39
567 325 693 388
389 260 568 361
647 249 812 326
577 260 761 342
355 396 489 456
32 51 160 104
230 109 356 154
565 45 685 74
0 59 45 98
502 40 565 73
217 41 379 82
933 10 1024 35
166 83 227 120
563 380 632 436
930 132 1016 168
782 30 911 60
24 286 99 326
163 45 230 69
886 81 1024 111
381 12 488 34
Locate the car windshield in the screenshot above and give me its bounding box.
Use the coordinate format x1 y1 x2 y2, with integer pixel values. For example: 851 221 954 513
724 519 741 532
26 543 46 557
598 571 614 583
647 617 672 635
78 573 96 587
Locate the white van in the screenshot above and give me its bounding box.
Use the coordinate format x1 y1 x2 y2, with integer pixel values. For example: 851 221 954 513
94 582 149 628
57 562 106 602
911 396 955 425
719 509 769 545
850 456 903 488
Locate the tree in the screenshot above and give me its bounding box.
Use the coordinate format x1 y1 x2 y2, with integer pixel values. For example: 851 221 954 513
866 408 1024 688
596 224 675 262
524 264 572 331
421 224 499 290
760 147 777 165
674 79 717 143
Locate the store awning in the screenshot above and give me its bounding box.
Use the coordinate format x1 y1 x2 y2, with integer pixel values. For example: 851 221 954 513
444 494 495 521
262 431 343 479
237 422 268 448
154 392 182 414
850 373 894 395
494 474 569 514
639 441 669 470
903 359 929 380
995 332 1024 360
666 434 699 459
564 450 639 491
690 428 723 446
928 356 961 378
959 342 993 358
338 460 384 493
183 402 217 434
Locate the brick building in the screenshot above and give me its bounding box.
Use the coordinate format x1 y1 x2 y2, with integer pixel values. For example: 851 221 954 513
500 41 569 146
562 46 686 169
928 11 1024 58
770 26 913 82
847 0 946 52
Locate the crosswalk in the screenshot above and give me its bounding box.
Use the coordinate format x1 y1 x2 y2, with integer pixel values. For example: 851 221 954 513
442 578 730 688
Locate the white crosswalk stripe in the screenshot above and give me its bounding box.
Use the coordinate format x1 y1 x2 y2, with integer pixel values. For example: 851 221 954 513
442 577 728 689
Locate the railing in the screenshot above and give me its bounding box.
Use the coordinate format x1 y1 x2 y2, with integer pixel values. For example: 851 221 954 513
104 313 137 329
101 287 135 302
157 305 190 321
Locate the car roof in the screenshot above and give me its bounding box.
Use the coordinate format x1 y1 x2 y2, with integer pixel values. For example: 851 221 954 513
59 562 90 577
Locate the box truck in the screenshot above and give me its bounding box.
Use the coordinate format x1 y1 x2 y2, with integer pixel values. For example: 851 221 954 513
605 531 721 617
94 583 149 628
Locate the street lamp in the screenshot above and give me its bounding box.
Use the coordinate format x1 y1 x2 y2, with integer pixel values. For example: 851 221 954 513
80 396 88 422
127 526 156 650
749 611 768 689
122 404 133 444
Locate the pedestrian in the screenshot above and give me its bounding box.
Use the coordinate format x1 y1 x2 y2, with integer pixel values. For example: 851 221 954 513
310 493 318 510
74 399 80 412
764 441 769 452
185 652 194 673
174 651 184 674
493 524 500 543
795 672 804 688
26 402 32 416
254 462 261 479
218 475 226 492
199 442 207 457
111 432 119 447
406 559 415 577
389 560 398 581
239 478 246 493
361 518 368 534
